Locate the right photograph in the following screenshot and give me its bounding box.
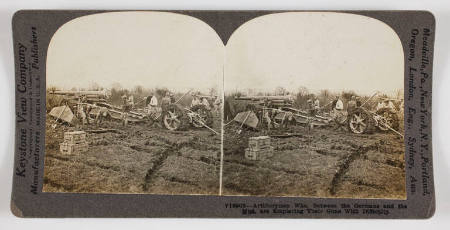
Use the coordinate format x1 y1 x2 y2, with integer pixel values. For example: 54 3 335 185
222 12 406 199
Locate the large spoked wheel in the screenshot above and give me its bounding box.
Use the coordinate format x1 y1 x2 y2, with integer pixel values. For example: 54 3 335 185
376 108 399 131
348 109 374 134
190 104 213 128
163 104 188 131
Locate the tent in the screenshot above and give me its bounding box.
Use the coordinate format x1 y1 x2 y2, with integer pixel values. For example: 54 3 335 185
48 105 75 124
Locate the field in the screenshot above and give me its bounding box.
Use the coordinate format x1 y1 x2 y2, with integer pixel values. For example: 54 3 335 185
223 123 406 199
43 115 221 195
44 107 405 199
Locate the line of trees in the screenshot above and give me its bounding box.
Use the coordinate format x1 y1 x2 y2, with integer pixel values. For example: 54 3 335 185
226 86 404 112
47 82 219 108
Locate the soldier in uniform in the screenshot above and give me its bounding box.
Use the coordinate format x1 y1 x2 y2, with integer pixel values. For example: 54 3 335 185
95 106 110 125
148 94 162 122
376 98 395 112
331 96 338 112
191 94 201 107
385 99 396 112
312 96 320 116
332 95 346 131
213 95 221 116
356 96 362 107
262 108 272 131
347 96 357 124
201 96 211 110
347 96 357 114
121 94 131 126
160 92 172 123
314 97 320 110
128 95 134 109
307 98 314 115
161 92 171 111
76 96 90 125
85 103 94 124
77 102 87 125
223 98 233 121
169 92 176 104
145 94 152 106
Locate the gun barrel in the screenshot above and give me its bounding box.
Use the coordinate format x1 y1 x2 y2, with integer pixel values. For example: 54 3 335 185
235 95 293 101
49 90 108 97
196 95 215 99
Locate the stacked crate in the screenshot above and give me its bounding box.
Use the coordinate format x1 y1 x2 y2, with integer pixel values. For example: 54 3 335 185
59 131 88 154
245 136 274 160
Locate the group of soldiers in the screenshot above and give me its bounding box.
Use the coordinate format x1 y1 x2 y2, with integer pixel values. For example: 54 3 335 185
75 88 401 132
76 96 110 126
191 93 222 114
144 92 174 122
124 91 221 127
306 94 361 116
302 93 402 132
329 95 362 130
325 94 400 130
71 90 223 128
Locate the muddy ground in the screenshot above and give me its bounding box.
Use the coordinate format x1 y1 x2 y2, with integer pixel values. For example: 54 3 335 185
43 116 221 195
44 112 405 199
223 123 406 199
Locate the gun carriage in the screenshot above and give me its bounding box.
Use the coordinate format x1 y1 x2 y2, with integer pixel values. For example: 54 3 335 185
232 95 332 130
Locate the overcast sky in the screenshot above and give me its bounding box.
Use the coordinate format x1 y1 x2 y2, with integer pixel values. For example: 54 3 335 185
225 12 404 96
47 12 223 93
47 12 404 97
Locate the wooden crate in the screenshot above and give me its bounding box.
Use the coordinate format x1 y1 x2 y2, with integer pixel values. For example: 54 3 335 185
60 141 88 155
64 131 86 144
245 146 274 161
248 136 271 151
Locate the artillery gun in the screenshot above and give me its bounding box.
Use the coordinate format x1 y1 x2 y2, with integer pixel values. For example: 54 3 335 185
47 90 114 125
233 95 295 107
347 94 402 137
154 91 218 134
232 95 331 130
162 103 215 133
48 89 110 105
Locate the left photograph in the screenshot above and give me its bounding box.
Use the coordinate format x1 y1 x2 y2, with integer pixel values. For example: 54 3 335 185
43 12 224 195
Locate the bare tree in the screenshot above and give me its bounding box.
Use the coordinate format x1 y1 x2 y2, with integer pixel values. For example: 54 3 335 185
89 82 102 91
111 82 123 91
295 86 310 108
274 86 287 96
209 87 218 97
319 89 331 105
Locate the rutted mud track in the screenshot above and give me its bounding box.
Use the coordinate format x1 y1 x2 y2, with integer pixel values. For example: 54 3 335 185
223 124 406 199
44 114 405 198
43 118 221 195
